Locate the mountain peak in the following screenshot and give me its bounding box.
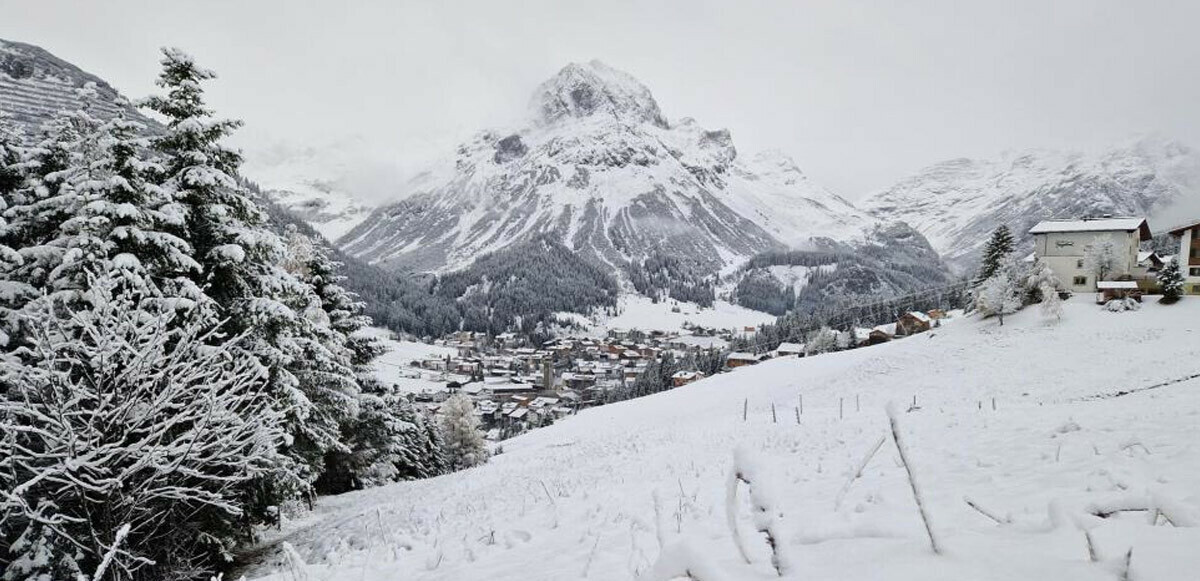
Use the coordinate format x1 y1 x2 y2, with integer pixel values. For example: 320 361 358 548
530 60 667 128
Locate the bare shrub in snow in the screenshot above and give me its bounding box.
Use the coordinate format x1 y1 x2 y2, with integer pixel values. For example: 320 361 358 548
0 276 283 579
886 402 942 554
1083 235 1119 283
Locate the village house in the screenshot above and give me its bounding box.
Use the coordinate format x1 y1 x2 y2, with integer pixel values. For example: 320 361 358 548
868 323 895 345
773 342 805 358
725 352 764 368
1029 217 1152 292
895 311 932 336
1168 220 1200 294
671 370 704 387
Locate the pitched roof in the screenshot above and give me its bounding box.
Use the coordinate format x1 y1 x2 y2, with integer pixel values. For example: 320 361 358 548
1028 217 1152 240
1096 280 1139 289
1167 219 1200 236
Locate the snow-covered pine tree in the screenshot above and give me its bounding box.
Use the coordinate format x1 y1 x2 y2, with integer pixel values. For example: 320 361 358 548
974 225 1014 285
0 273 283 580
0 113 26 347
1158 257 1185 303
141 48 352 499
1082 235 1119 285
42 99 200 305
440 394 489 471
0 87 106 349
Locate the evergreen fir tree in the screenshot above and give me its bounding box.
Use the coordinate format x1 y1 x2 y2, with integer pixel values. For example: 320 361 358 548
975 225 1014 284
141 48 345 498
1158 257 1185 303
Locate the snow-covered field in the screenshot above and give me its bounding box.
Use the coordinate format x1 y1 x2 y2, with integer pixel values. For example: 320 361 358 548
359 328 457 393
247 298 1200 580
581 295 777 335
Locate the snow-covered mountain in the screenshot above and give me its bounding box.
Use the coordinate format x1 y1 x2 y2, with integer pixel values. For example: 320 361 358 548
339 61 870 274
862 137 1200 269
242 143 379 241
0 38 156 136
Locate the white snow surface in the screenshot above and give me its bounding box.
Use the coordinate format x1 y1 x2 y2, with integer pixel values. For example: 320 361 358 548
246 298 1200 580
359 327 457 393
583 295 776 335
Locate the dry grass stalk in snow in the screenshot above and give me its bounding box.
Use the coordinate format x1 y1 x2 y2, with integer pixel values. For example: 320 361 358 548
725 447 792 576
887 402 942 555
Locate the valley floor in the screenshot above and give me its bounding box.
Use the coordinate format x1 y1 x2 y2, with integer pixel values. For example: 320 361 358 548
244 297 1200 580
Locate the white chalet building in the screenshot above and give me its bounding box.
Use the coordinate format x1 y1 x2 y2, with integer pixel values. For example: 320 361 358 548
1168 219 1200 294
1029 217 1152 293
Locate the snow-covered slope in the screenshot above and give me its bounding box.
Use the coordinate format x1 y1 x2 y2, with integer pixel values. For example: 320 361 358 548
339 61 869 274
862 137 1200 269
244 298 1200 580
0 38 156 137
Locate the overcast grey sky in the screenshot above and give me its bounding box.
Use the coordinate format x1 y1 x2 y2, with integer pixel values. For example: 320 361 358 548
5 0 1200 200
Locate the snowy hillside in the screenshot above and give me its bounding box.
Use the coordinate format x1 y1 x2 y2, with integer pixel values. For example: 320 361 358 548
579 294 776 335
862 137 1200 269
339 61 869 274
243 297 1200 580
0 37 156 136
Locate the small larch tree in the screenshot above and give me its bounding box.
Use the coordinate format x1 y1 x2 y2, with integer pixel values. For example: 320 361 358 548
975 259 1022 325
440 394 489 471
1082 235 1120 285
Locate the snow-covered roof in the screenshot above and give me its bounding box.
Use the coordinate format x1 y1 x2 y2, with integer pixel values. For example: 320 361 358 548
1028 218 1151 240
905 311 932 323
726 352 761 361
873 323 897 336
775 342 805 353
671 370 702 379
507 408 529 419
1096 281 1139 289
1167 219 1200 236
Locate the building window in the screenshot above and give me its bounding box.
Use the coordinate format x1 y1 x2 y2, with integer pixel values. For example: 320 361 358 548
1190 267 1200 277
1076 259 1084 268
1073 275 1088 286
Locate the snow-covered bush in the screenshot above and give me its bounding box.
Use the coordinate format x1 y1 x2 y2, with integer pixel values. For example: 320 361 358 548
1104 298 1141 312
0 275 283 580
1024 260 1061 305
440 394 489 471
